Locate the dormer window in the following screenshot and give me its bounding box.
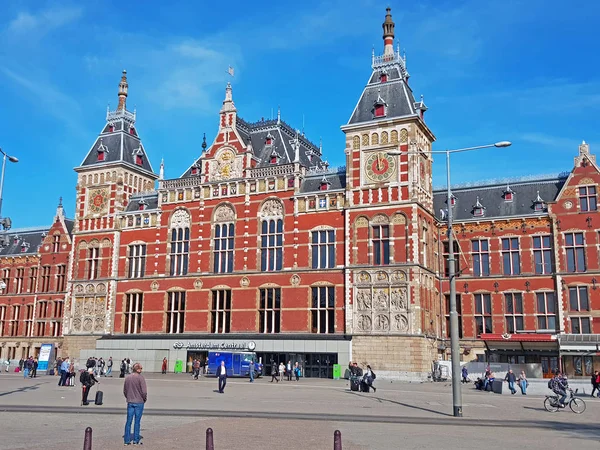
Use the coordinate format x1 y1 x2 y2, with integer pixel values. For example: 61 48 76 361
320 176 331 191
13 235 19 245
138 199 148 211
129 125 135 135
20 242 29 253
380 72 388 83
374 104 385 117
108 124 114 132
472 197 486 217
265 133 274 146
270 150 280 164
533 191 546 212
133 148 143 166
503 185 515 202
445 194 457 207
97 139 108 162
190 164 200 176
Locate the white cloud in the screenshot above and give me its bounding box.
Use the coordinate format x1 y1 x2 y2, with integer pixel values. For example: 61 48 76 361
6 6 83 35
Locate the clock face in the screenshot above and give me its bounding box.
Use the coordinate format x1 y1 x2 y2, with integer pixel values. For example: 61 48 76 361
87 189 108 214
365 152 397 183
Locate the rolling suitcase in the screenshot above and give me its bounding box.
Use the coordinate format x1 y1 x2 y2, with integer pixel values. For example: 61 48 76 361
350 377 360 392
95 389 104 406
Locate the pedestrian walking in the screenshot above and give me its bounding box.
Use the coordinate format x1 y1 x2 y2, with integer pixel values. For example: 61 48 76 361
278 362 285 381
123 363 147 446
161 357 168 375
30 358 38 378
294 362 301 381
518 370 528 395
120 359 126 378
461 366 469 384
216 361 227 393
504 369 517 395
270 362 279 383
249 360 255 383
591 370 600 398
286 361 292 381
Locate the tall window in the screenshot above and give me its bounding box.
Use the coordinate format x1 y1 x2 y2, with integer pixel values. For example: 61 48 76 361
9 305 20 336
565 232 586 272
28 267 37 293
40 266 51 293
170 228 189 276
502 238 520 275
472 240 490 276
35 321 45 337
312 230 335 269
0 306 6 336
474 293 492 335
166 291 185 333
505 293 524 333
372 225 390 265
444 294 463 338
53 300 63 318
261 219 283 271
569 286 589 312
50 321 62 337
259 287 281 333
311 286 335 333
128 244 146 278
571 317 591 334
38 300 48 319
52 234 61 252
14 268 24 294
87 247 100 280
421 227 428 267
124 293 143 334
1 269 10 292
443 241 460 277
536 292 556 331
579 186 597 212
214 224 234 273
24 305 33 336
211 290 231 333
533 236 553 274
55 265 66 291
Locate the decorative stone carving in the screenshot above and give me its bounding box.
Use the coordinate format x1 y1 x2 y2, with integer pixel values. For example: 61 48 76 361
356 289 372 310
375 271 389 282
392 213 406 224
357 271 371 283
194 279 203 290
390 287 407 310
392 313 409 331
73 318 81 330
214 204 235 222
372 133 379 145
170 209 191 229
151 281 159 291
83 299 94 315
85 284 95 294
75 284 84 294
352 136 360 150
290 274 301 286
362 134 369 146
355 217 368 228
373 289 389 310
83 318 93 332
96 283 107 294
391 130 398 143
259 199 284 219
400 128 408 143
240 276 250 287
371 214 389 225
374 314 390 331
390 271 406 282
357 314 372 331
94 317 104 331
95 298 104 314
381 131 389 144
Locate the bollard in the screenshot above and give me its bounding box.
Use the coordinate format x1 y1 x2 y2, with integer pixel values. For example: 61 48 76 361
334 430 342 450
83 427 92 450
206 427 214 450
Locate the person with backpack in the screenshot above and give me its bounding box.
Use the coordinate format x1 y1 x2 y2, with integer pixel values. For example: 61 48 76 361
120 359 127 378
548 371 569 407
591 370 600 398
80 368 99 406
362 364 377 392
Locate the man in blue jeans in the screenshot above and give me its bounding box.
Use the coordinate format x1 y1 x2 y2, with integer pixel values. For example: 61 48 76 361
123 363 147 445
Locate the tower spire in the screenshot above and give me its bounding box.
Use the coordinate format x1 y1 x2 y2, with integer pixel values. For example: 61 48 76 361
382 7 395 57
118 70 128 111
159 158 165 180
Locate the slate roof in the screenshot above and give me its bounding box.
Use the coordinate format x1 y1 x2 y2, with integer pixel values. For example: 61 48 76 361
0 227 50 256
124 192 159 212
432 176 568 222
299 170 346 193
181 117 325 178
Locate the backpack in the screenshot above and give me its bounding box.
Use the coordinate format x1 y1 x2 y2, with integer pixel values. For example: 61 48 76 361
372 371 377 380
80 371 87 384
548 379 554 389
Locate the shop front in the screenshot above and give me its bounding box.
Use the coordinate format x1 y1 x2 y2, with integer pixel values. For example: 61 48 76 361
559 334 600 378
480 333 559 378
80 334 351 378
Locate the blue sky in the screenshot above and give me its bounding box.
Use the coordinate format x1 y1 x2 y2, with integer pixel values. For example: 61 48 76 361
1 0 599 227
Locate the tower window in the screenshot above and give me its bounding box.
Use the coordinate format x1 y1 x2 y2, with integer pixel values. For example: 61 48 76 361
504 192 513 202
129 126 135 135
136 155 143 165
266 137 272 145
380 73 388 83
374 104 385 117
108 125 114 132
97 151 105 162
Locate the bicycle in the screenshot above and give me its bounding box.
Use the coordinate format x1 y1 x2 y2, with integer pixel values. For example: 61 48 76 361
544 388 586 414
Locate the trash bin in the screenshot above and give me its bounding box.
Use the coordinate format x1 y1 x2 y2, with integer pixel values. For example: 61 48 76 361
174 360 184 374
492 379 503 394
333 364 341 380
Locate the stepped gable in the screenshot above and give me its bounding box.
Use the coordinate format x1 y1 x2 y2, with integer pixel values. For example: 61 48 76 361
347 7 422 125
124 192 159 212
77 70 156 177
299 169 346 193
0 227 50 256
433 176 567 221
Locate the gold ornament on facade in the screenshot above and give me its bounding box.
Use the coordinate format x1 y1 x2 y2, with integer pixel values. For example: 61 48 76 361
290 274 301 286
353 136 360 150
355 217 368 228
373 288 389 310
371 133 379 145
362 134 369 146
85 284 95 294
390 270 406 282
400 129 408 143
390 130 398 143
381 131 389 144
579 178 595 185
357 271 371 283
375 271 389 282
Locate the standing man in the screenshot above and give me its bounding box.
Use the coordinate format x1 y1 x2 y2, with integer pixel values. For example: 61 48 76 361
80 368 99 406
58 357 70 386
504 369 517 395
161 357 167 375
249 360 255 383
123 363 147 446
106 357 113 377
216 361 227 393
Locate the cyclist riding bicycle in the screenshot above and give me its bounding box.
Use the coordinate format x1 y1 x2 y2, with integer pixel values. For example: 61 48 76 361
549 371 569 407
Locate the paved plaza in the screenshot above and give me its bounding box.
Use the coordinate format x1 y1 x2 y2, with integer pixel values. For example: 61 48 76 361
0 372 599 449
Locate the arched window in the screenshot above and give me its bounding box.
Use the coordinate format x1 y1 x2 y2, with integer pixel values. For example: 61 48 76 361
169 210 190 276
213 205 235 273
259 199 284 271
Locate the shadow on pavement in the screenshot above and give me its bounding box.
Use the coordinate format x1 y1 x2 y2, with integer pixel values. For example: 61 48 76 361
344 389 452 417
0 382 44 397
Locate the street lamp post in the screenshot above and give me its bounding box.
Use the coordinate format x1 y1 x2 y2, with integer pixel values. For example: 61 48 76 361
0 148 19 229
389 140 511 417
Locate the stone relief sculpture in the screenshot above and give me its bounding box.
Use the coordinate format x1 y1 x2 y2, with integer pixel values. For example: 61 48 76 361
259 199 284 219
392 313 409 331
356 289 372 310
374 314 390 331
170 209 191 229
357 314 372 331
373 289 389 310
390 287 407 310
214 204 235 222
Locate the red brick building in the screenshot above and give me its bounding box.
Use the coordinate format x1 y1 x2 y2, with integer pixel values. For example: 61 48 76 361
4 8 598 379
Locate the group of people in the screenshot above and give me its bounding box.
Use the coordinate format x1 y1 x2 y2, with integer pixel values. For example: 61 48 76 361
18 357 39 378
348 362 377 392
473 367 528 395
190 358 205 379
84 356 114 377
269 361 302 382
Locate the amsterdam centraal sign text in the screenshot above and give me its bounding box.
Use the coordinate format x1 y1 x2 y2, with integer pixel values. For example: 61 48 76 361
172 341 256 351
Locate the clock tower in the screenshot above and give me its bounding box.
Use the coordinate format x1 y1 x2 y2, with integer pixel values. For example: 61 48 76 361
340 8 441 380
63 71 158 357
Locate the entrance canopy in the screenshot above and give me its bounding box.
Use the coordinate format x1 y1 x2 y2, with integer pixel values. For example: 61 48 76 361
559 334 600 356
480 333 558 352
